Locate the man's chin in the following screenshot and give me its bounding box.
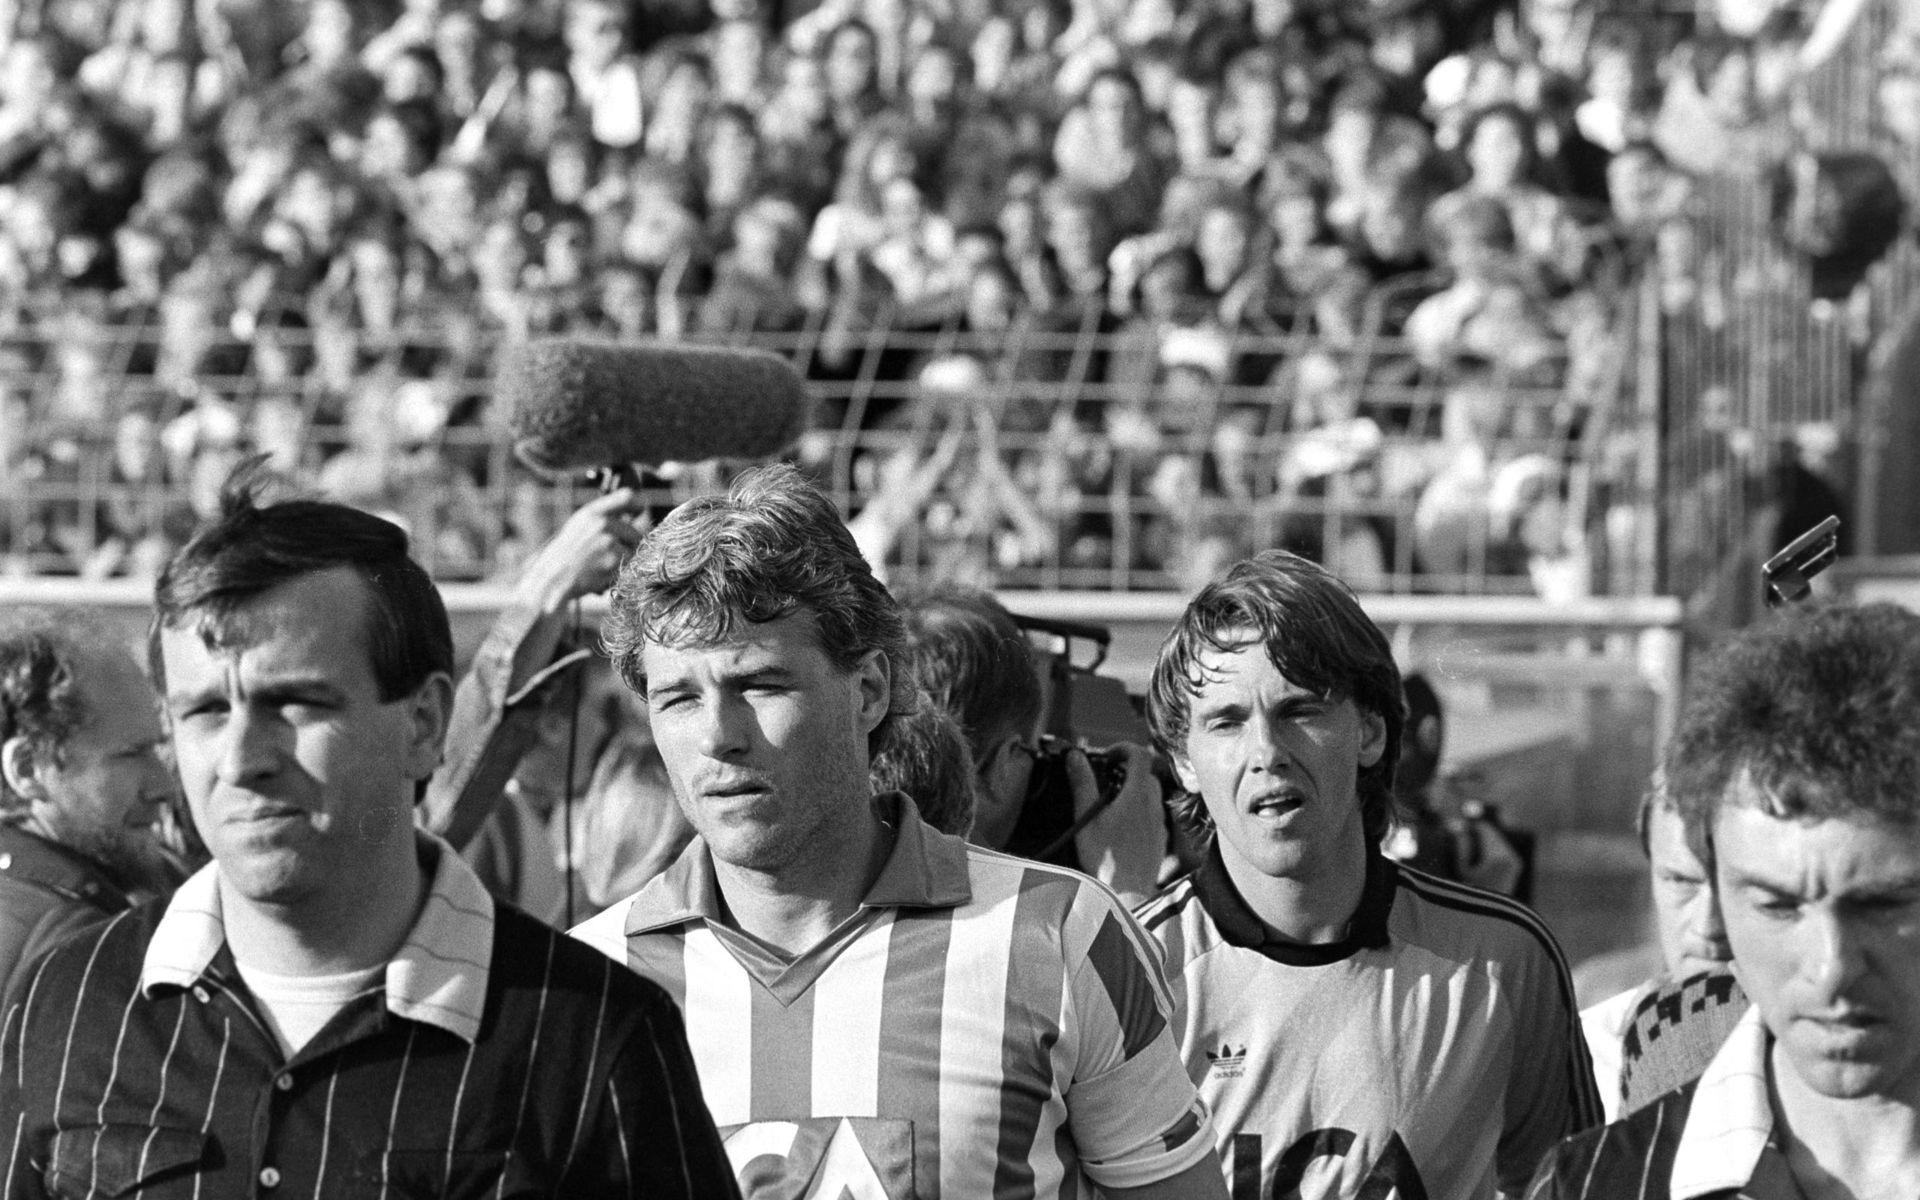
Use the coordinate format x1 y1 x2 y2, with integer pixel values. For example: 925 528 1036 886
1783 1036 1915 1103
704 828 802 875
51 823 181 899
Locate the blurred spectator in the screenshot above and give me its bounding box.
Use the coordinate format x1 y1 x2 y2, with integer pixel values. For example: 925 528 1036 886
0 0 1651 595
564 0 646 149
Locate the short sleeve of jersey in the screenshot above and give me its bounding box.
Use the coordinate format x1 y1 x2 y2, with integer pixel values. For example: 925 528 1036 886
1497 914 1605 1191
1061 885 1215 1190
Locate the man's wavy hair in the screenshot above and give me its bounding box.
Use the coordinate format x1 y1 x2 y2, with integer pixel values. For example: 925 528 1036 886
0 610 111 818
602 464 915 760
1147 550 1405 844
1667 602 1920 842
149 461 453 704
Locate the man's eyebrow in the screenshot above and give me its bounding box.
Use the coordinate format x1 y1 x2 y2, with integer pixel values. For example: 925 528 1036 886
167 678 351 707
249 678 351 703
1719 867 1794 894
735 664 800 684
166 684 221 709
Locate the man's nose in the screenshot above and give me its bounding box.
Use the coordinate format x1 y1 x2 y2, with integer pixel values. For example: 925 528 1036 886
1245 713 1291 773
694 695 750 760
1801 909 1868 1000
1683 886 1731 957
215 708 281 784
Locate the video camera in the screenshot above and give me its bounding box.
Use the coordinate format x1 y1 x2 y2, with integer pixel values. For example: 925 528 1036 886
1001 613 1172 869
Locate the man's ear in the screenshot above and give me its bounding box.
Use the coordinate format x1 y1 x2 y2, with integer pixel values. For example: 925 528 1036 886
1357 710 1387 769
853 649 891 737
979 732 1024 794
405 672 456 781
0 737 47 803
1170 748 1201 797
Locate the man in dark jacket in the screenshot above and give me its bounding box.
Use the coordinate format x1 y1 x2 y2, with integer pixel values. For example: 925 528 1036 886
0 610 179 1001
1531 603 1920 1199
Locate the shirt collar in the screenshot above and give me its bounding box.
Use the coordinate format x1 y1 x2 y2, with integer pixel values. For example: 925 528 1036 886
624 792 973 937
1669 1005 1774 1200
1191 834 1396 966
141 833 495 1044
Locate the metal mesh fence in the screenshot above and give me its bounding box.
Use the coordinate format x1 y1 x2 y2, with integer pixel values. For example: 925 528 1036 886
0 281 1652 595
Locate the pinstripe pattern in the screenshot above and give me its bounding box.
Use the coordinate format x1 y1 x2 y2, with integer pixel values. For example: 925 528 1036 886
309 1062 339 1199
1524 1084 1694 1200
572 806 1214 1199
0 839 740 1199
1140 848 1604 1198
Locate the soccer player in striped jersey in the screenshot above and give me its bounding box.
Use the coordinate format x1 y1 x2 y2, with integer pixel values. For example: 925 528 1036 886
1530 604 1920 1200
572 464 1227 1200
1136 551 1602 1200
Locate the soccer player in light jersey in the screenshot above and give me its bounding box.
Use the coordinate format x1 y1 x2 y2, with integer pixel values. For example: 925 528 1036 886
1137 551 1601 1199
572 464 1227 1200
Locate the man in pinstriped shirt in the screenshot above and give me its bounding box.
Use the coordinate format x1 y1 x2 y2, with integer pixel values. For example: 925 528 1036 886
1530 604 1920 1200
572 463 1228 1200
0 471 740 1199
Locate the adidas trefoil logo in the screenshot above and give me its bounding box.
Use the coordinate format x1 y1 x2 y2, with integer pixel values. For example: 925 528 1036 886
1204 1043 1247 1080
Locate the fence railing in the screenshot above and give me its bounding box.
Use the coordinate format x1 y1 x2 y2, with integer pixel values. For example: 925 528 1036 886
0 287 1652 595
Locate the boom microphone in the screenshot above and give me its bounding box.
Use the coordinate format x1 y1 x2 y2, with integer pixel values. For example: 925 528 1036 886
501 338 811 473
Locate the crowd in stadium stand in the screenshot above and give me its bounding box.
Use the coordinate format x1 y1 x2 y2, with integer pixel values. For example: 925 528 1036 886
0 0 1749 591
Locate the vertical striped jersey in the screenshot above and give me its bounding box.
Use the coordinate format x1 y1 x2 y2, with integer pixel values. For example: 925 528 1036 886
570 795 1217 1200
0 835 741 1199
1138 842 1603 1200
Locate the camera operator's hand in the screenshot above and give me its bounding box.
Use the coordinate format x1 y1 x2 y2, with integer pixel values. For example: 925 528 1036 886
514 487 649 617
503 488 649 694
1065 741 1170 909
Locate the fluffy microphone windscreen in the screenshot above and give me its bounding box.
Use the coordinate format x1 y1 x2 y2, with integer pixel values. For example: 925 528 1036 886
501 338 811 472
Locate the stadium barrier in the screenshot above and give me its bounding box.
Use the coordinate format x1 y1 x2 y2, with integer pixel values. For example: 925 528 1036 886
0 576 1679 839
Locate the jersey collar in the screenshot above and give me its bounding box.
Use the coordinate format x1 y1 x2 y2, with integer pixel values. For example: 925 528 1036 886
140 833 495 1044
1668 1006 1773 1200
623 791 973 938
1190 834 1396 966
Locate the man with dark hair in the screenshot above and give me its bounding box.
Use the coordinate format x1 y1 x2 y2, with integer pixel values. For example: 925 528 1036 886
868 699 977 838
0 612 178 1001
573 464 1227 1199
898 583 1171 904
1531 603 1920 1199
897 585 1040 840
1138 550 1600 1198
0 474 738 1199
